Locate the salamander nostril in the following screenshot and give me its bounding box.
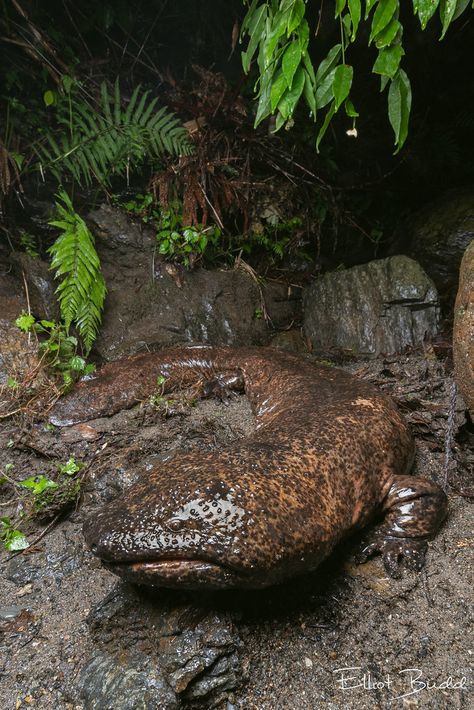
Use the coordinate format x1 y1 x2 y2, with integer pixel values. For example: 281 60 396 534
166 518 184 532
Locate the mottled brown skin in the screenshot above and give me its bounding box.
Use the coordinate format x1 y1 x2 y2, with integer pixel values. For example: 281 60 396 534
50 346 448 589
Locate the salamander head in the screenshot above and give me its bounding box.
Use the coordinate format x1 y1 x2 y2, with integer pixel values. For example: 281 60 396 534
83 471 269 589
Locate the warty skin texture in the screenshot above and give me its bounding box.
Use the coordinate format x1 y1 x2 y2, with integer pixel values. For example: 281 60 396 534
50 346 448 589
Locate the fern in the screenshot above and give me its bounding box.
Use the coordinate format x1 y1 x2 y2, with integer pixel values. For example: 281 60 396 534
36 80 192 187
48 191 106 353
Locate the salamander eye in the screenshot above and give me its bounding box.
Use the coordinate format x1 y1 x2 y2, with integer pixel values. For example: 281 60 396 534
166 518 184 532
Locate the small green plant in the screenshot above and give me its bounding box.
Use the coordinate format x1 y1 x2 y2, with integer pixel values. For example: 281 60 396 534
57 457 84 476
240 216 305 261
7 376 20 390
14 313 95 388
18 458 83 515
0 457 85 549
0 517 29 551
48 190 106 354
20 458 83 516
15 312 35 332
19 232 40 258
120 195 221 267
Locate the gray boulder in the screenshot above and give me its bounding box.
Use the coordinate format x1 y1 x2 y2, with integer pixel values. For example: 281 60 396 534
303 255 439 357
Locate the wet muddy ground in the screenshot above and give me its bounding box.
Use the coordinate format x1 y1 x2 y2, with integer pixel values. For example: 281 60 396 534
0 352 473 710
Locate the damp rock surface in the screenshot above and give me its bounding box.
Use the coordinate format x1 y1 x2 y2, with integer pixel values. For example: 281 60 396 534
303 255 439 357
409 187 474 306
88 204 301 360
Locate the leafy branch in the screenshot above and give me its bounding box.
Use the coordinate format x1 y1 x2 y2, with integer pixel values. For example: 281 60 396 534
241 0 472 151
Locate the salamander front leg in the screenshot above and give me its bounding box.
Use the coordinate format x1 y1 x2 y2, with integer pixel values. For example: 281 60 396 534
356 476 448 577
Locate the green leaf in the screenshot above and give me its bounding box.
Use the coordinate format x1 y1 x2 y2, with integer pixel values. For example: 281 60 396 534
316 67 337 109
62 75 74 94
315 44 342 84
282 42 302 88
15 312 35 332
20 475 58 495
373 45 404 78
380 74 390 91
287 0 306 33
348 0 361 39
297 18 310 53
58 457 83 476
369 0 398 42
242 4 267 73
439 0 459 37
265 10 289 63
374 16 401 47
11 151 24 169
316 101 336 151
332 64 353 109
254 64 273 126
241 0 259 34
271 71 288 112
365 0 379 18
453 0 471 19
5 529 29 551
345 98 359 117
70 355 86 371
335 0 347 16
303 69 317 118
414 0 440 28
278 65 305 118
43 90 56 107
388 68 412 151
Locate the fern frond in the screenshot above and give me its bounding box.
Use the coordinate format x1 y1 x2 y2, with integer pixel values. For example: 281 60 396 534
48 191 106 353
35 81 192 187
75 274 107 352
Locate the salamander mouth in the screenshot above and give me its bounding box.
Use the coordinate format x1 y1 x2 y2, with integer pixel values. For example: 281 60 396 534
102 557 247 590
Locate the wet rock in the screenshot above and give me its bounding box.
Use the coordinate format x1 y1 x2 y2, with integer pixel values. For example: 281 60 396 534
159 612 242 701
88 203 155 255
5 557 42 585
10 252 60 321
453 239 474 418
0 319 36 387
78 651 178 710
270 328 307 352
85 585 245 706
87 204 300 360
0 272 26 321
0 274 36 387
0 605 27 620
409 188 474 307
303 255 439 357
